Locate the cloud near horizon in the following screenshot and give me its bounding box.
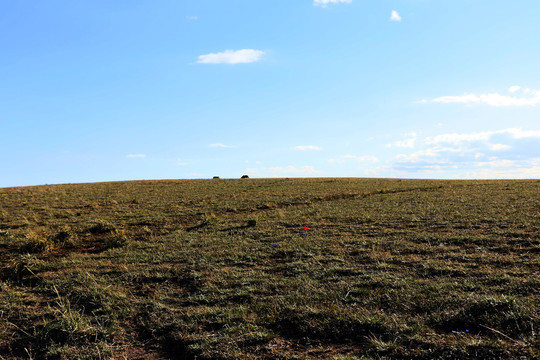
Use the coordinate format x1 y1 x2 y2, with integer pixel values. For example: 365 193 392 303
426 128 540 146
426 86 540 107
465 165 540 179
196 49 265 64
389 128 540 179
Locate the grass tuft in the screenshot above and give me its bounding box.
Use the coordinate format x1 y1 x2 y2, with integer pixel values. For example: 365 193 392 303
104 229 130 249
87 220 116 234
19 231 53 254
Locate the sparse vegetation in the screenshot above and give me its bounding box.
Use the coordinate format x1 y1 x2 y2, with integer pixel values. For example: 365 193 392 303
0 178 538 359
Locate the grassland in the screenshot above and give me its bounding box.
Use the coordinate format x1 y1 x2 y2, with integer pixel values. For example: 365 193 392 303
0 178 538 359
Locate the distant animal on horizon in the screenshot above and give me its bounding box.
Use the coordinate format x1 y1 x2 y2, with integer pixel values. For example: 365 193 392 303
241 175 249 179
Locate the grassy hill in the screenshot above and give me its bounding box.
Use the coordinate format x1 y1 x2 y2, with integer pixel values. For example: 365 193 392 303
0 178 538 359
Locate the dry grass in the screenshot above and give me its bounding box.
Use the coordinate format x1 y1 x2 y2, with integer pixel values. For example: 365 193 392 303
0 178 538 359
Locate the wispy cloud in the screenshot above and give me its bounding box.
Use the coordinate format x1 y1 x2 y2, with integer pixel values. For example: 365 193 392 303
294 145 322 151
126 154 146 159
186 16 198 21
364 166 391 177
389 128 540 178
426 128 540 146
466 165 540 179
502 128 540 139
390 10 402 21
490 143 511 151
395 149 440 164
196 49 265 64
474 159 514 168
425 86 540 107
209 143 237 148
387 133 416 148
313 0 352 7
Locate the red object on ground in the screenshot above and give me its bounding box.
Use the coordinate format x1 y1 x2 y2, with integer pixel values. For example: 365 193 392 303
304 226 310 230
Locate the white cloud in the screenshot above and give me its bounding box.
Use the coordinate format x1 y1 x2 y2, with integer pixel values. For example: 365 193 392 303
314 0 352 7
294 145 322 151
186 16 198 21
426 128 540 146
502 128 540 139
467 166 540 179
387 133 416 148
364 166 390 177
209 143 237 148
389 128 540 178
196 49 265 64
126 154 146 158
426 131 492 145
429 88 540 107
390 10 402 22
474 159 514 168
508 85 521 93
396 149 439 164
489 143 511 151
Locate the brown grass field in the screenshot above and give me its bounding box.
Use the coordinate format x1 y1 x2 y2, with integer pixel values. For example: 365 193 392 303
0 178 538 359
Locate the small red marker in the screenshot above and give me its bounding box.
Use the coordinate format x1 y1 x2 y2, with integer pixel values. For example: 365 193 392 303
303 226 310 230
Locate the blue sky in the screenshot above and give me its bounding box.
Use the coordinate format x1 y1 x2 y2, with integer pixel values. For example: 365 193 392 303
2 0 540 187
